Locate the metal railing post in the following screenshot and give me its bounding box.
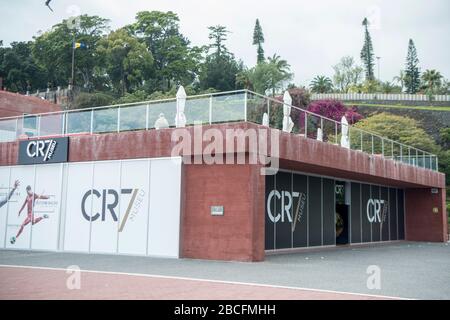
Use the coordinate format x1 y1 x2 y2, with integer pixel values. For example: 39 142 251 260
62 113 66 135
209 96 213 125
371 135 374 155
400 145 403 163
90 109 94 134
335 122 338 144
408 147 411 165
145 104 149 130
348 126 351 148
15 117 19 139
360 131 363 152
37 115 41 137
117 107 121 133
244 91 248 122
304 113 308 137
391 141 394 159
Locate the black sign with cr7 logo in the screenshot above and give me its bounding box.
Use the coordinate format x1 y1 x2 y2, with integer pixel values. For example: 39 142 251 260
18 137 69 164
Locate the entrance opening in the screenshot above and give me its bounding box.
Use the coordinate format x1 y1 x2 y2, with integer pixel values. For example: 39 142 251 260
335 181 350 245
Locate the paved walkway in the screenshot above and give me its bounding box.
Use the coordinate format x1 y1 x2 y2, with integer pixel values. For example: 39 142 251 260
0 266 389 300
0 241 449 299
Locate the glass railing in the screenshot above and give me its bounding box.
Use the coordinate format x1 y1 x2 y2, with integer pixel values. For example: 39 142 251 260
0 89 439 171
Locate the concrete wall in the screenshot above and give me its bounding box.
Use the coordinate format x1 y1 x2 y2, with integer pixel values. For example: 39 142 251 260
0 90 61 118
405 188 448 242
182 161 265 261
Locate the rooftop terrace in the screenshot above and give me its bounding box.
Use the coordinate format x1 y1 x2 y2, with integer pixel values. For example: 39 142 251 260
0 89 439 172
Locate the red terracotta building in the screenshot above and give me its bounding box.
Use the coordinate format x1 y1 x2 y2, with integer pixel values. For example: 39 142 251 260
0 89 447 261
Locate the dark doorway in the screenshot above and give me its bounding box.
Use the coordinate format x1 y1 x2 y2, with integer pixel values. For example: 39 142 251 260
335 181 350 245
336 204 349 244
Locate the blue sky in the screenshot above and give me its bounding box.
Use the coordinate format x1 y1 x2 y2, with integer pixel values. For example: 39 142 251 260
0 0 449 86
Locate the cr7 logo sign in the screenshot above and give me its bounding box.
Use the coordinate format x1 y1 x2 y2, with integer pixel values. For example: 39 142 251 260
267 190 300 223
366 199 387 223
81 188 145 232
19 137 68 165
26 140 57 162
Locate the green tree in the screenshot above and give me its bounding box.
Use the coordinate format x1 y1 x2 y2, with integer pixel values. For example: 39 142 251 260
235 68 254 90
440 127 450 150
266 54 292 96
333 56 364 92
404 39 420 94
309 75 333 93
199 25 243 91
360 18 375 81
239 54 292 96
253 19 265 64
438 79 450 95
96 28 153 95
379 81 401 94
208 25 230 56
32 15 110 89
393 70 406 93
0 41 46 92
131 11 201 92
72 92 114 109
421 69 443 95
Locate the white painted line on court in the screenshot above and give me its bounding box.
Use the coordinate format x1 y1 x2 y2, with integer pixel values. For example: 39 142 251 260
0 264 411 300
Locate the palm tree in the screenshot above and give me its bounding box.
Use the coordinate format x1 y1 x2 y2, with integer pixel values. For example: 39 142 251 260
235 69 253 90
309 75 333 93
266 54 293 96
393 70 406 92
421 69 443 94
379 81 400 93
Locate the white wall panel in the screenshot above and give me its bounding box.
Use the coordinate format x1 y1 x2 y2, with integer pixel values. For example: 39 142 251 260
118 159 150 255
5 165 35 249
148 158 182 258
31 164 63 250
63 162 93 252
0 167 11 248
89 161 121 254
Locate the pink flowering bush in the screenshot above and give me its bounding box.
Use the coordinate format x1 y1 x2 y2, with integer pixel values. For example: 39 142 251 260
305 99 363 124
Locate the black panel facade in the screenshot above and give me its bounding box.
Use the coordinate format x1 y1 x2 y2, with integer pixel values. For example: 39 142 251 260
361 184 372 242
275 171 292 249
350 183 361 243
265 171 405 251
389 188 398 240
308 177 322 247
371 185 381 242
292 174 308 248
397 190 405 240
322 179 335 246
265 174 275 250
380 187 390 241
